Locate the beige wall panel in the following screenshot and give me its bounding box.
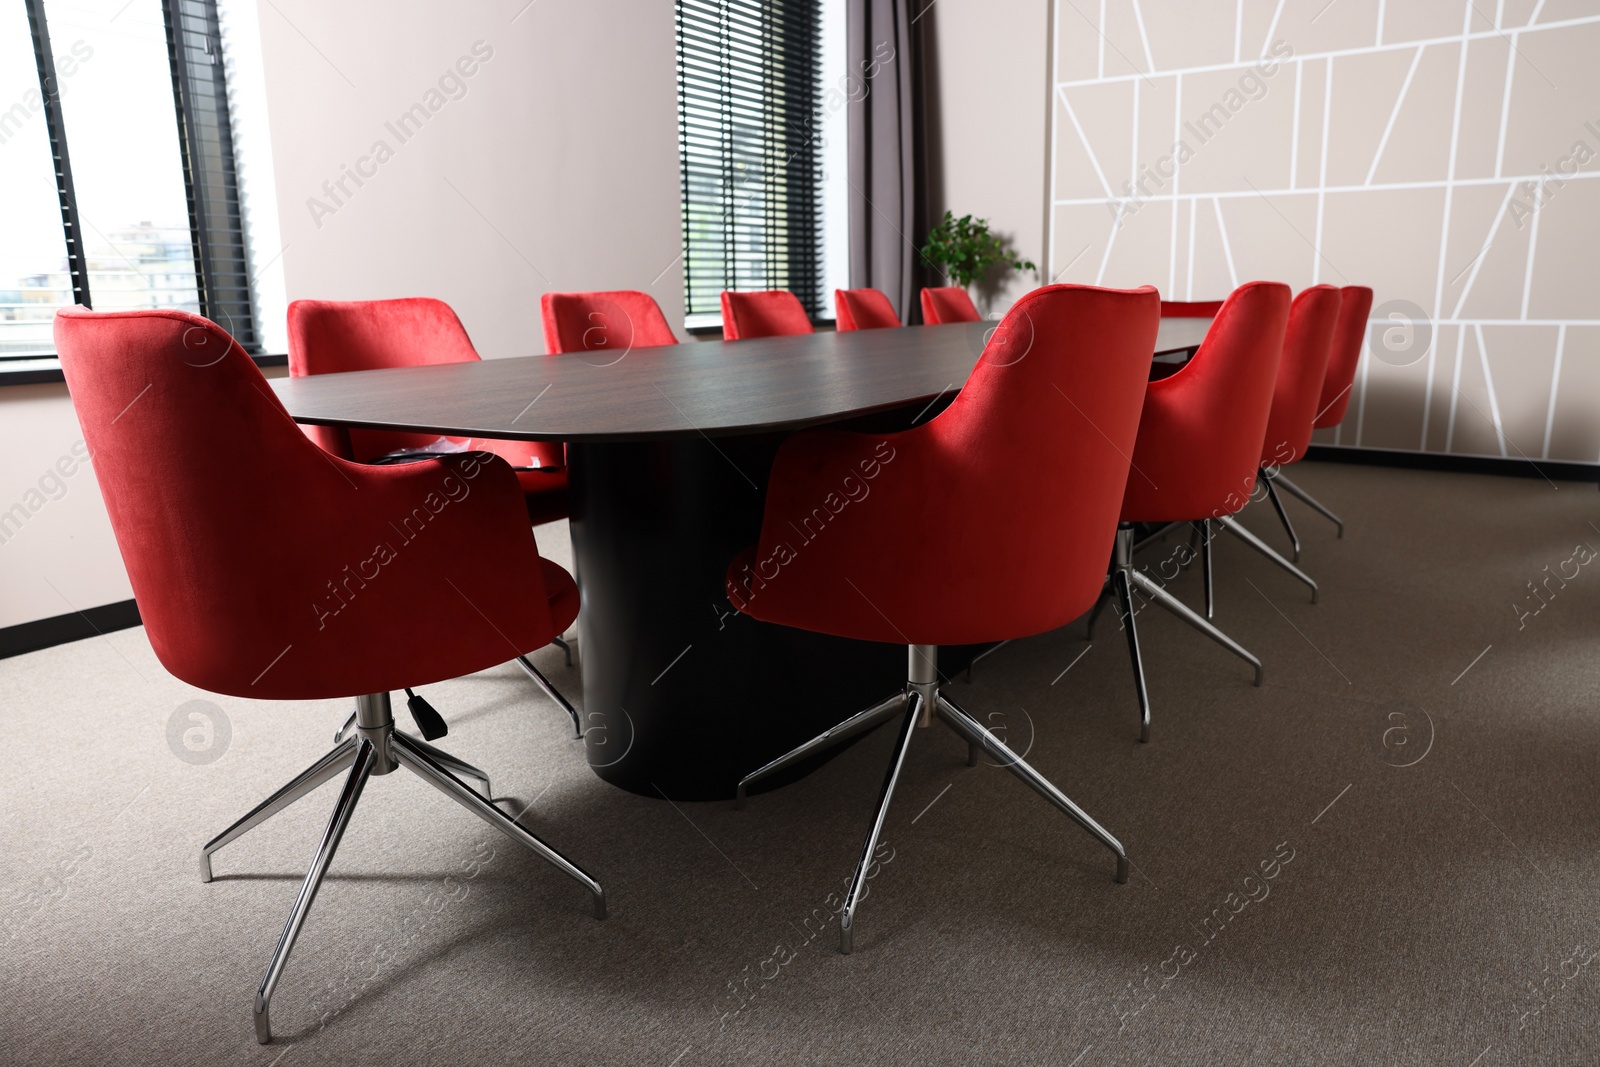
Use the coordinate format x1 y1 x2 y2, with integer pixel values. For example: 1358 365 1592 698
1319 187 1445 297
1184 195 1239 299
1356 348 1432 451
1239 0 1291 59
1043 2 1598 463
1102 0 1157 77
1446 326 1509 456
1483 324 1560 457
1382 3 1472 44
1169 62 1297 194
1052 204 1116 285
1537 0 1600 25
1547 327 1600 462
1272 0 1381 56
1322 49 1422 188
1452 36 1512 180
1527 177 1600 321
1056 82 1133 199
1449 185 1535 323
1103 199 1175 289
1499 0 1541 29
1137 0 1238 70
1216 192 1319 290
1293 57 1325 189
1369 43 1461 185
1423 324 1462 453
1500 21 1600 177
1134 74 1180 183
1055 1 1104 82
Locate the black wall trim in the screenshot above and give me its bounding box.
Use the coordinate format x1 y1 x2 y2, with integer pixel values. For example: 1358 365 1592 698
0 599 142 660
1306 444 1598 484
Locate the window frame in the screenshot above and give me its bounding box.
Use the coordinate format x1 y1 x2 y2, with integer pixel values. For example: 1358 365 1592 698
8 0 263 366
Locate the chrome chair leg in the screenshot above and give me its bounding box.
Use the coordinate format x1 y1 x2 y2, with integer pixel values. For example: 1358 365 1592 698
1215 514 1318 603
935 692 1128 884
1112 566 1152 743
551 634 574 667
515 654 583 739
962 639 1011 682
255 739 377 1044
1198 518 1214 619
201 738 358 882
1261 469 1301 561
1127 568 1264 685
392 733 606 919
1271 471 1344 538
334 707 357 744
400 733 491 797
839 692 922 955
736 691 904 808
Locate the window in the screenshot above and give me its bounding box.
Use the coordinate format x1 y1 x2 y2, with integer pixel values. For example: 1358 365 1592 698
676 0 825 329
1 0 271 358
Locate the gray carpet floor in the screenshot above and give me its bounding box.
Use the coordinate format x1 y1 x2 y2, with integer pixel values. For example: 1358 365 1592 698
5 460 1600 1065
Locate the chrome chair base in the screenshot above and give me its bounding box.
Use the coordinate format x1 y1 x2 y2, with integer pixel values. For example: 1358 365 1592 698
1215 514 1319 603
1260 469 1301 561
1110 525 1263 742
738 645 1128 955
514 653 583 738
1267 469 1344 538
201 692 604 1044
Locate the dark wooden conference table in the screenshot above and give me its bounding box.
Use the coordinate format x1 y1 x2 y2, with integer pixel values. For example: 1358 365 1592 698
272 317 1212 800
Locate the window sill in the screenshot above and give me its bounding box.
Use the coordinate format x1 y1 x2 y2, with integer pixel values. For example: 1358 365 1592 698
0 353 288 388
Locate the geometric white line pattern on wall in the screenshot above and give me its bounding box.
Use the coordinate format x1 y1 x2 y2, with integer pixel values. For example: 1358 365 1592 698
1049 1 1600 462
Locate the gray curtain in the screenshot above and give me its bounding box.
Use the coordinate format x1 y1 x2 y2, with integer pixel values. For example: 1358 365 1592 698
846 0 933 322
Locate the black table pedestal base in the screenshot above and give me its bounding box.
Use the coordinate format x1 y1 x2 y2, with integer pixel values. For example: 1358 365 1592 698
567 436 973 801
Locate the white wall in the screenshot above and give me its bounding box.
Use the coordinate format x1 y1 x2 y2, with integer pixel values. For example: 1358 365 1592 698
257 0 685 358
924 0 1052 315
0 385 131 630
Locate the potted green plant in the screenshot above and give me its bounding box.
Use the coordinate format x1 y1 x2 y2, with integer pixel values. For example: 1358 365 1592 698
919 211 1037 314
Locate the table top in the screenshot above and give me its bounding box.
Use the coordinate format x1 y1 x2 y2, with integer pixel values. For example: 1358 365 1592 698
270 317 1212 443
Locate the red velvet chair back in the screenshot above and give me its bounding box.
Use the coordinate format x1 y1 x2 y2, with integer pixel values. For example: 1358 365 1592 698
730 285 1158 645
287 297 562 471
540 290 676 355
1313 285 1373 429
1262 285 1343 466
55 306 558 700
720 290 814 340
1160 300 1223 317
834 288 902 331
920 287 982 325
1120 281 1292 522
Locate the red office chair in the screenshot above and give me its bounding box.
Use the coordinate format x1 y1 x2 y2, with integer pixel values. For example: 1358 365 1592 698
833 287 902 331
1102 281 1291 742
54 307 604 1044
919 286 982 324
540 289 677 354
720 289 814 340
1265 285 1373 539
1227 285 1343 575
727 284 1160 952
287 297 580 737
1159 299 1224 317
